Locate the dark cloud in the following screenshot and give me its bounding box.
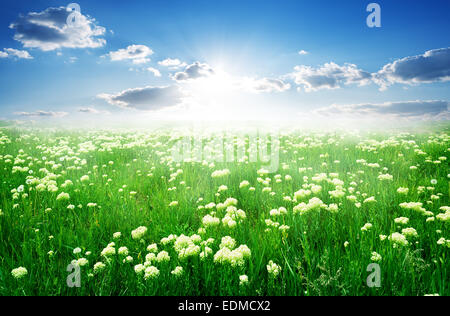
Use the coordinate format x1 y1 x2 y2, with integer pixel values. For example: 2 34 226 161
98 85 184 111
10 6 106 51
376 47 450 89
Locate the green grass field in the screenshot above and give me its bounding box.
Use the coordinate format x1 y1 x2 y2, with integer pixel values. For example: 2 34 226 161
0 124 448 296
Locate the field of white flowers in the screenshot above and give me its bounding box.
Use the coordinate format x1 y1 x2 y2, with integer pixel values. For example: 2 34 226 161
0 124 448 296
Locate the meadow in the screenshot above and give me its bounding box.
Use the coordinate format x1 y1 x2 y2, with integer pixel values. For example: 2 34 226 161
0 124 448 296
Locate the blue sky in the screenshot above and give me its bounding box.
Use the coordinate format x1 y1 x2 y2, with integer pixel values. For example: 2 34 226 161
0 0 449 122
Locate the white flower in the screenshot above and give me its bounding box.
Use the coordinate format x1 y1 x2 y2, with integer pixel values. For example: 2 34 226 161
144 266 160 280
361 223 373 232
239 180 250 188
93 262 106 273
147 243 158 253
202 215 220 227
11 267 28 279
113 232 122 239
56 192 70 201
80 175 90 183
171 266 183 277
73 247 82 255
131 226 147 240
394 217 409 225
401 227 418 238
388 232 409 247
239 275 249 286
156 251 171 263
134 264 145 274
76 258 89 267
219 236 236 249
211 169 231 178
370 252 382 262
267 260 281 277
101 246 116 257
396 187 409 195
118 247 129 256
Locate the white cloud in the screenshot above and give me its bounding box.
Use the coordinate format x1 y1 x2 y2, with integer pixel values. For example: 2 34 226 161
291 62 372 92
375 47 450 90
105 45 153 64
98 85 184 111
0 48 33 59
158 58 186 69
241 77 291 93
173 62 215 81
14 111 68 117
147 67 161 77
314 100 449 120
298 50 308 55
78 107 110 115
10 6 106 51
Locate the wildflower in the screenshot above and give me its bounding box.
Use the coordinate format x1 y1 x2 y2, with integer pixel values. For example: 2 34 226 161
239 180 250 188
267 260 281 278
394 217 409 225
56 192 70 201
218 185 228 192
93 262 106 273
76 258 89 267
73 247 82 255
344 241 349 248
399 202 426 215
378 174 393 181
80 175 90 183
363 196 376 204
401 227 418 238
131 226 147 240
156 251 171 263
147 243 158 253
171 266 183 277
113 232 122 239
219 236 236 249
134 264 145 274
397 187 409 195
388 232 409 247
211 169 231 178
370 252 382 262
118 247 129 256
202 215 220 227
169 201 179 207
144 266 160 280
239 275 249 286
11 267 28 279
361 223 373 232
101 246 116 257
